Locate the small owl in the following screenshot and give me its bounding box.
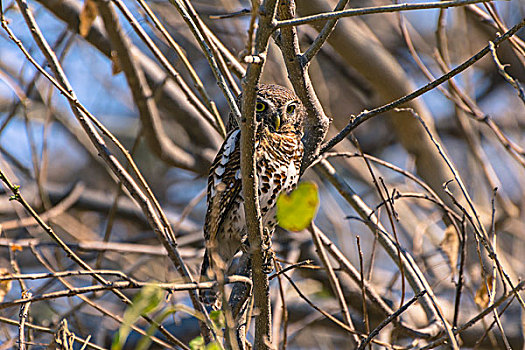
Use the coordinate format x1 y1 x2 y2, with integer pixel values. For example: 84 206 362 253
200 84 305 305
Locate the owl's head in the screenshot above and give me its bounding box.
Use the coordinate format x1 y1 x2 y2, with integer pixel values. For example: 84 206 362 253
229 84 305 134
254 84 304 135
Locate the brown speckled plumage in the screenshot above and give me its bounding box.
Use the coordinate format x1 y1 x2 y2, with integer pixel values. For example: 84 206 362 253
200 84 305 306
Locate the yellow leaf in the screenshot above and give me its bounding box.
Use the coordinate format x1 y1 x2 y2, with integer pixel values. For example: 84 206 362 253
79 0 98 37
276 182 319 232
440 225 459 274
0 268 12 302
474 275 494 309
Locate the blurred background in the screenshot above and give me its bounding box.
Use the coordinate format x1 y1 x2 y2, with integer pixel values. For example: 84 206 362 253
0 0 524 348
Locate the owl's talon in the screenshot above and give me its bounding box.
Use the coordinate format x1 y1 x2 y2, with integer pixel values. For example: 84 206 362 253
199 283 221 309
262 227 274 274
262 249 275 274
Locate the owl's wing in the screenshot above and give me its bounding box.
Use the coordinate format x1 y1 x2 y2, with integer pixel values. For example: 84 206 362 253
204 129 242 242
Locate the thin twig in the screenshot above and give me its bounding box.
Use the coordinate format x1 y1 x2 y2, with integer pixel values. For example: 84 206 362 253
98 0 205 171
309 223 359 344
315 225 440 339
26 243 176 349
406 107 525 311
0 169 185 347
1 277 251 310
0 182 84 230
269 260 314 279
18 292 32 350
0 316 104 350
281 272 361 336
277 1 330 172
0 269 135 282
452 218 467 328
316 159 459 348
133 0 227 136
272 261 288 350
241 0 259 59
356 236 370 344
480 3 525 65
169 0 241 122
1 3 212 341
357 291 427 350
276 0 496 28
421 280 525 349
0 238 193 257
302 0 349 63
321 18 525 154
356 139 407 308
489 41 525 105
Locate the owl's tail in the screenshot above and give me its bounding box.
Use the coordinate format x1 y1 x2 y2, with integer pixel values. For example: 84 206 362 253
199 250 220 308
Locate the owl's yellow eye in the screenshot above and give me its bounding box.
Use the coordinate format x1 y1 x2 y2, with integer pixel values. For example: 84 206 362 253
256 102 267 112
286 104 296 114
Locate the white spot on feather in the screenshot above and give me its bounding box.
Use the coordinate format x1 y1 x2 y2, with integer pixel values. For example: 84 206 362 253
223 130 240 157
215 166 225 176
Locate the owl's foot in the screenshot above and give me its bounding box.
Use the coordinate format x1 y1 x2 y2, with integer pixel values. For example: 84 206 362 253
262 249 275 274
262 228 274 274
240 229 274 273
200 290 222 310
199 251 223 309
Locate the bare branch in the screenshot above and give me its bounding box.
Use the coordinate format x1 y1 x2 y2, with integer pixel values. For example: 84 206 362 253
321 18 525 153
277 0 495 28
240 0 279 347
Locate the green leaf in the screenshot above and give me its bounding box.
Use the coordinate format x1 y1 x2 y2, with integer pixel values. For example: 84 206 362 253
189 337 222 350
137 305 221 350
112 284 163 350
209 310 225 329
206 342 222 350
276 181 319 232
189 336 205 350
136 308 176 350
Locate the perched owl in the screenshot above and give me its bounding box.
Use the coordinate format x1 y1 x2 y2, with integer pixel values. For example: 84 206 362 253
200 84 305 305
